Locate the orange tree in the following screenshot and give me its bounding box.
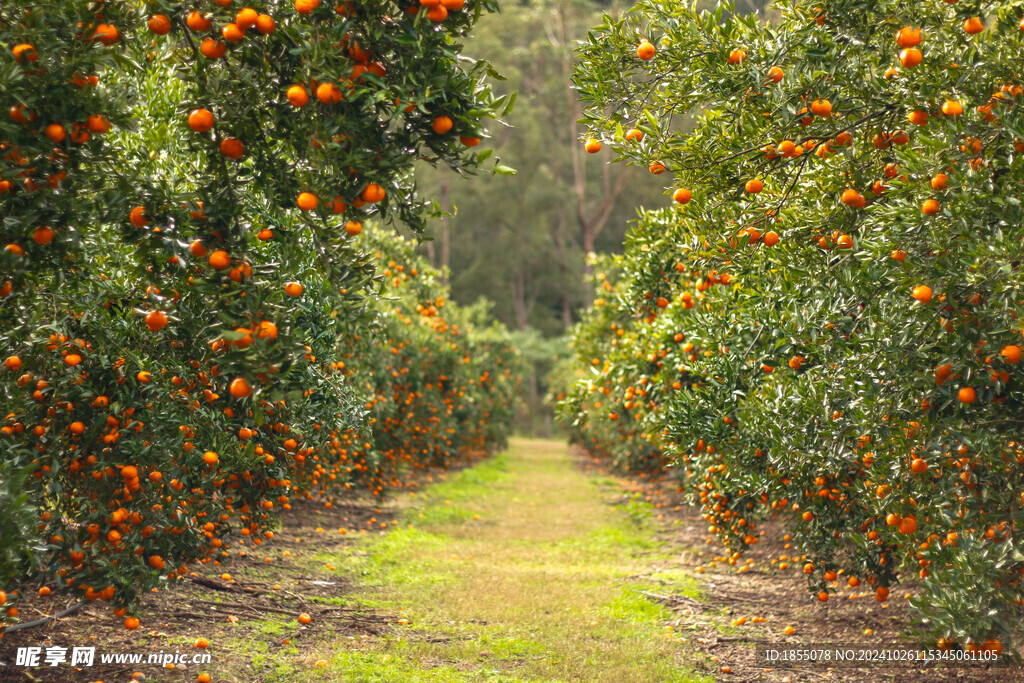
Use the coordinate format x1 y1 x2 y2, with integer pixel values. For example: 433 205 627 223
562 0 1024 652
1 0 517 626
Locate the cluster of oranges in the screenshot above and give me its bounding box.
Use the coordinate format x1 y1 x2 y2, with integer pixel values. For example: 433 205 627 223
1 0 514 633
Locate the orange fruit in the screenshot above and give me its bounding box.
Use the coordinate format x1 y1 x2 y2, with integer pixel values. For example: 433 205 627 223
198 674 211 683
460 135 481 146
911 285 932 303
287 85 309 107
432 115 454 134
190 240 208 257
624 128 643 142
188 108 215 132
208 250 231 270
297 192 318 211
222 23 245 43
930 173 949 190
875 586 889 602
298 613 312 624
86 114 109 133
1000 345 1021 364
255 14 276 34
45 123 66 143
32 226 55 245
907 110 928 125
345 221 363 236
899 48 922 68
187 11 212 31
285 282 304 297
427 5 448 22
148 14 172 35
910 458 928 474
940 100 963 117
195 637 209 649
69 421 85 435
841 189 865 208
810 98 832 117
236 7 259 30
203 451 219 465
584 138 601 153
673 188 691 205
229 377 252 398
145 310 168 332
5 356 22 371
219 137 244 159
65 353 81 366
295 0 321 14
12 44 37 63
361 183 385 203
766 66 783 83
958 386 976 404
921 199 940 215
200 38 227 59
256 321 278 341
727 48 746 64
762 230 779 247
316 82 343 104
744 178 763 194
895 27 922 48
129 206 149 227
963 17 984 35
124 617 140 630
137 370 152 383
636 40 655 60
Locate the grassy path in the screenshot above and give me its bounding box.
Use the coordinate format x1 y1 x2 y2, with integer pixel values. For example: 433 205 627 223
283 438 707 682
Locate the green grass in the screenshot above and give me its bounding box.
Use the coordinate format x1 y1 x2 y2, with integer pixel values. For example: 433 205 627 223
267 438 710 683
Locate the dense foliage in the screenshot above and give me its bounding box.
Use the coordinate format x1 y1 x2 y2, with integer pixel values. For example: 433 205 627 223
560 0 1024 653
1 0 519 626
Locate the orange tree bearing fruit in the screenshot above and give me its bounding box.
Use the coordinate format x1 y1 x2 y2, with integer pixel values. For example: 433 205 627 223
563 0 1024 652
0 0 519 620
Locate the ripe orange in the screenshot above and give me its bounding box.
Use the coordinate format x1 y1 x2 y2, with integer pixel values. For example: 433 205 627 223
130 206 149 227
875 586 889 602
362 183 385 203
287 85 309 107
256 321 278 341
5 356 22 371
219 137 244 159
32 226 55 245
69 421 85 435
624 128 643 142
222 23 245 43
124 617 140 630
203 451 219 465
208 250 231 270
137 370 152 383
198 674 211 683
45 123 66 143
673 188 691 205
911 285 932 303
898 516 917 534
841 189 865 208
427 5 448 22
441 0 464 9
285 282 304 297
200 38 227 59
930 173 949 190
1000 345 1021 364
316 82 343 104
907 110 928 125
65 353 81 366
958 386 976 404
727 48 746 64
817 591 829 602
921 199 940 215
963 17 984 35
744 178 763 194
236 7 259 30
12 44 37 63
899 48 922 68
810 98 832 117
460 135 481 146
145 310 168 332
940 100 963 117
86 114 109 133
190 240 208 257
345 221 363 236
298 613 312 624
187 11 212 31
297 192 319 211
584 138 602 153
188 108 215 132
766 66 783 83
910 458 928 474
229 377 252 398
895 27 922 48
295 0 321 14
195 637 209 649
148 14 172 35
432 115 454 134
762 230 779 247
255 14 276 34
636 40 655 60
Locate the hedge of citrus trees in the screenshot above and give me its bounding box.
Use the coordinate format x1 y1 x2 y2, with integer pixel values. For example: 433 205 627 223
558 0 1024 654
1 0 519 628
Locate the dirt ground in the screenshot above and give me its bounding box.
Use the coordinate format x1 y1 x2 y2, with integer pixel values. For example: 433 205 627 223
575 448 1020 682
